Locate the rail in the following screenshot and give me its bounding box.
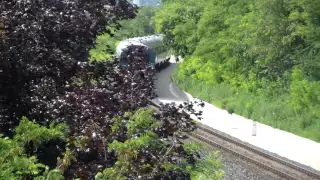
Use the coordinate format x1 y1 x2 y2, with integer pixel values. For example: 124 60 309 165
147 98 320 180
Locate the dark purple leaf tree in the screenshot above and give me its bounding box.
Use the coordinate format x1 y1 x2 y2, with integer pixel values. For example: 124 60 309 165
0 1 212 179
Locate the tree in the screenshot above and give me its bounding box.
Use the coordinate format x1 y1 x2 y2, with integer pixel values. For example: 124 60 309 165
0 117 67 179
89 6 158 62
0 1 225 178
116 6 157 39
95 108 224 179
155 0 320 141
154 0 205 57
0 0 137 134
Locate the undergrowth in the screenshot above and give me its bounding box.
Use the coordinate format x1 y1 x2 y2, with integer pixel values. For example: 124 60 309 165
172 64 320 142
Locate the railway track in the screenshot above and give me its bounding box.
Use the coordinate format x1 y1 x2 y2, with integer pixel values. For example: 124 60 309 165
191 123 320 180
148 99 320 180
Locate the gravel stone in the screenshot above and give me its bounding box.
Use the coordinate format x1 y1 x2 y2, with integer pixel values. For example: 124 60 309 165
219 149 286 180
185 138 287 180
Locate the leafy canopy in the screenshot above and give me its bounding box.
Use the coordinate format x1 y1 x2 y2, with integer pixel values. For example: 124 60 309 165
0 117 67 180
155 0 320 141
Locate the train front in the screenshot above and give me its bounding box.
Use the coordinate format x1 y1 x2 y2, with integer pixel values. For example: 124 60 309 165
116 40 151 67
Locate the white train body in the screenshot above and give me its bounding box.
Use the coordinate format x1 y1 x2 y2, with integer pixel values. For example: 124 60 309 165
116 34 171 67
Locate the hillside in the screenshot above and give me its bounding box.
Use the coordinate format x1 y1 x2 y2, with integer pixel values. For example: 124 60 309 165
154 0 320 142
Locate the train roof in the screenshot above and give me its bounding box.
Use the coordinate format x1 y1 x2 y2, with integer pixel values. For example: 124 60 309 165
116 34 165 56
126 34 164 47
116 39 147 56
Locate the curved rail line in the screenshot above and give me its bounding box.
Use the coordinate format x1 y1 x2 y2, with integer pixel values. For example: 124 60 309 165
147 99 320 180
187 134 298 180
195 123 320 180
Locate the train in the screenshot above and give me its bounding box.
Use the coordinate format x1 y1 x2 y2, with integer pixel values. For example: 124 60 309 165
115 34 171 68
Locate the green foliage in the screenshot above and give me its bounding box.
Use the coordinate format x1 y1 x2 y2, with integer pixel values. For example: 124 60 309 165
181 142 224 180
188 151 224 180
89 25 119 62
0 117 66 179
158 0 320 141
154 0 205 57
115 6 157 39
14 116 69 151
95 109 224 180
290 67 320 112
105 131 162 177
56 148 77 172
100 109 166 179
73 136 90 151
183 141 203 153
34 168 64 180
90 7 157 62
126 108 160 136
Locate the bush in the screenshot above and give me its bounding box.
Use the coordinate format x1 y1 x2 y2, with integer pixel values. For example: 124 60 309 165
0 1 225 179
158 0 320 142
0 117 66 179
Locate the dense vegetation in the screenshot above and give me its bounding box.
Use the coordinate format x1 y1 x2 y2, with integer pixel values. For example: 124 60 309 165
155 0 320 141
89 6 157 62
0 0 223 179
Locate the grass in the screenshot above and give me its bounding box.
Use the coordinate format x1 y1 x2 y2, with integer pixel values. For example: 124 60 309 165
172 70 320 142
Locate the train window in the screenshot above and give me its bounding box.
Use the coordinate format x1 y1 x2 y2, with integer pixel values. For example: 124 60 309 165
120 52 129 66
